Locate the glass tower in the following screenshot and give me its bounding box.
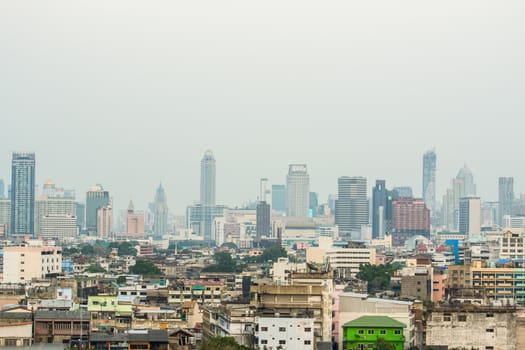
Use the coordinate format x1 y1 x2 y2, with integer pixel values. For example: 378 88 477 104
11 152 36 236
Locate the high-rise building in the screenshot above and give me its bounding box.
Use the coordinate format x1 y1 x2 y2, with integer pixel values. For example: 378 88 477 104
335 176 369 237
422 149 436 214
200 150 216 206
392 198 430 246
456 165 476 196
260 178 271 204
499 177 514 226
187 204 225 241
86 185 110 234
0 198 10 236
459 197 481 237
309 192 318 217
393 187 413 198
153 183 168 239
125 200 145 239
271 185 287 213
97 205 112 238
11 152 36 237
256 201 271 241
76 202 85 231
0 179 4 198
372 180 397 239
286 164 310 217
34 197 76 236
41 214 77 241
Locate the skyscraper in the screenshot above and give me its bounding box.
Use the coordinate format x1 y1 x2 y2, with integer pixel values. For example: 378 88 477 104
125 200 145 239
459 197 481 237
11 152 36 237
456 165 476 196
153 183 168 239
0 179 4 198
86 185 110 234
260 178 271 203
499 177 514 226
271 185 287 213
309 192 318 217
256 201 271 241
372 180 398 239
286 164 310 217
422 149 436 214
392 198 430 246
200 150 216 206
335 176 369 237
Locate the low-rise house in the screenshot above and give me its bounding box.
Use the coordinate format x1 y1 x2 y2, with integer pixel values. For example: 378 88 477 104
88 295 134 333
0 305 33 347
90 329 169 350
342 316 405 350
34 310 90 345
169 328 197 350
169 280 224 304
202 303 254 348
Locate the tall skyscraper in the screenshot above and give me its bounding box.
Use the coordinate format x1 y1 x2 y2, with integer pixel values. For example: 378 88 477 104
271 185 287 213
97 205 112 238
335 176 369 237
11 152 36 237
309 192 318 217
422 149 437 214
286 164 310 217
256 201 271 241
34 196 76 236
459 197 481 237
86 185 110 234
0 179 4 198
499 177 514 226
125 200 145 239
456 165 476 196
200 150 216 206
153 183 168 239
393 186 413 198
76 202 85 231
260 178 271 203
372 180 397 239
0 198 10 236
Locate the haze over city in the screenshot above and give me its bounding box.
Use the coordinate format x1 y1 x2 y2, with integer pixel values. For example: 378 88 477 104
2 1 525 213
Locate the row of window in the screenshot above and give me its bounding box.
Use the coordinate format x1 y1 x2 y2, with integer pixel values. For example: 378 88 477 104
259 339 311 345
260 326 311 332
357 329 401 335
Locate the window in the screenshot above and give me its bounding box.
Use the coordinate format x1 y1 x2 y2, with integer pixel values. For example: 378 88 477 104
486 329 494 333
304 340 311 345
486 347 494 350
305 327 312 332
394 330 401 335
261 327 268 332
279 327 286 332
367 329 374 335
260 340 267 345
358 329 364 335
444 313 452 321
380 330 386 335
279 340 286 345
458 315 467 322
486 313 494 318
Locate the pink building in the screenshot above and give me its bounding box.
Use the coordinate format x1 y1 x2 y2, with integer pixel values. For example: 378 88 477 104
432 267 447 303
331 285 346 346
125 201 145 239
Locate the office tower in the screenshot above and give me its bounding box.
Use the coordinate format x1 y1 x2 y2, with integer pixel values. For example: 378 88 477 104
0 179 4 198
97 205 112 238
86 185 110 234
459 197 481 237
499 177 514 226
309 192 318 217
41 214 77 241
126 200 145 239
42 180 57 197
200 150 216 206
481 201 499 227
422 149 436 214
271 185 287 213
34 196 76 236
256 201 271 241
327 194 338 214
392 198 430 246
76 202 85 231
335 176 369 237
0 198 10 236
456 165 476 196
186 204 225 241
260 178 271 203
11 152 36 237
153 183 168 239
393 186 413 198
372 180 397 239
286 164 310 217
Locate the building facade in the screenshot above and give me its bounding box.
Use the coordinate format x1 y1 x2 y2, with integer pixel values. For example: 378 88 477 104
392 198 430 247
422 149 436 215
11 152 36 237
200 150 216 206
335 176 369 238
499 177 515 227
286 164 310 217
85 186 109 234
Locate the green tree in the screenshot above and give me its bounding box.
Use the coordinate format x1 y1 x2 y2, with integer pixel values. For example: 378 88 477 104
202 251 237 272
374 338 396 350
199 336 248 350
356 263 399 293
85 265 106 273
129 259 162 275
80 245 95 256
258 245 287 263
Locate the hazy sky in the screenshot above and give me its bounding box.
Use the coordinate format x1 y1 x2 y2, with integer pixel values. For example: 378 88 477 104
1 1 524 213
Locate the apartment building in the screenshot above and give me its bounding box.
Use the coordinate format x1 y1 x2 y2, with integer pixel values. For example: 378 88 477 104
3 245 62 283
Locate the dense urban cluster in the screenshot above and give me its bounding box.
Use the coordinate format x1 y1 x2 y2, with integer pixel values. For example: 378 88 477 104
0 149 524 350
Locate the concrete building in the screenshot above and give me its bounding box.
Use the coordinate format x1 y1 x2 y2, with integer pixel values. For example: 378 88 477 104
459 197 481 237
392 198 430 247
41 214 77 241
422 149 436 215
125 200 145 239
286 164 310 217
3 244 62 283
426 305 518 350
400 266 431 301
271 184 287 213
200 150 216 206
0 199 10 236
338 293 416 350
85 185 110 234
96 205 112 238
0 306 33 347
34 196 76 238
10 152 36 237
372 180 397 239
34 310 90 345
499 177 515 227
188 204 227 242
499 230 525 261
254 316 315 350
335 176 369 238
503 215 525 229
307 244 376 279
153 183 169 239
256 201 271 241
202 303 254 348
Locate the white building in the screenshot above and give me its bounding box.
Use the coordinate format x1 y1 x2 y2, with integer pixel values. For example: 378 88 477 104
254 316 314 350
41 214 77 241
503 215 525 230
307 243 376 278
459 197 481 237
3 244 62 283
34 197 76 236
499 230 525 260
286 164 310 217
97 205 112 238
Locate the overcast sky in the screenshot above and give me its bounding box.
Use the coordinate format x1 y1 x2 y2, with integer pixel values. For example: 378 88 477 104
1 1 524 213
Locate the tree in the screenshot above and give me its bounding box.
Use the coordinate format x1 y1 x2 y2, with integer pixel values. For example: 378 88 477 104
356 263 399 293
374 338 396 350
202 252 237 272
258 245 287 263
80 245 95 256
199 336 248 350
85 265 106 273
129 259 162 276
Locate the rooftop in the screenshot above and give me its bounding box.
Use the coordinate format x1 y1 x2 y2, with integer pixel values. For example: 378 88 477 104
343 316 406 329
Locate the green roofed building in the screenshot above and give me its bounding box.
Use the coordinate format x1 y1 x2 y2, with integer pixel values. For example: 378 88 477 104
342 316 406 350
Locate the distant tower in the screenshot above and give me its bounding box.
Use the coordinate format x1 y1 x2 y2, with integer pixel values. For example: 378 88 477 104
256 201 271 241
153 183 168 239
200 150 216 206
11 152 36 237
459 197 481 237
456 165 476 196
286 164 310 217
499 177 514 226
86 185 110 234
260 178 271 204
126 200 145 239
271 185 287 213
0 179 4 198
422 149 437 214
335 176 369 237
